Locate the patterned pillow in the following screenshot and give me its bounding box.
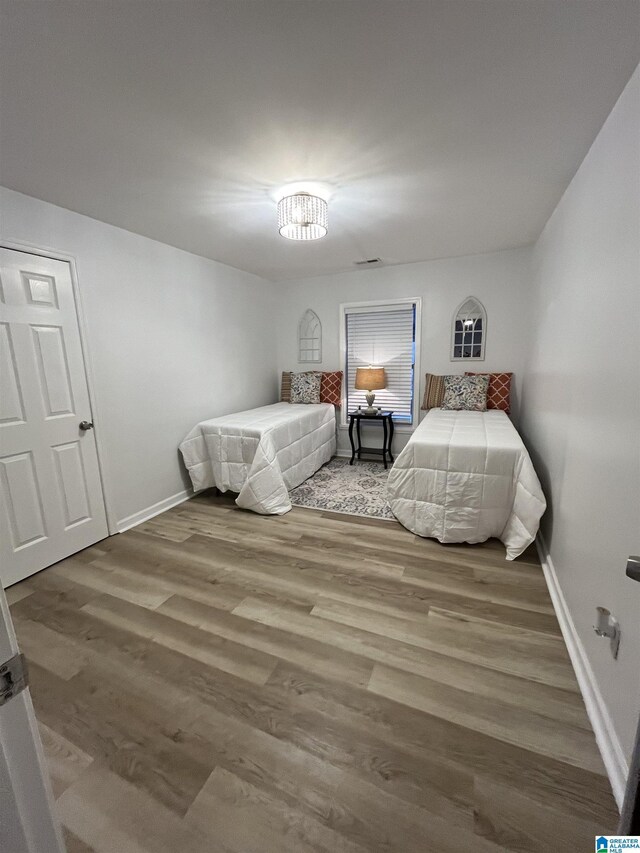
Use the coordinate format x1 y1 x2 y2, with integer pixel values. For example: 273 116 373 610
280 371 292 402
290 372 321 404
465 372 512 413
320 371 343 406
441 375 489 411
421 373 447 409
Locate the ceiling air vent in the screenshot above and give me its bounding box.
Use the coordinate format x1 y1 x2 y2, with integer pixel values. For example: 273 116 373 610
354 258 383 267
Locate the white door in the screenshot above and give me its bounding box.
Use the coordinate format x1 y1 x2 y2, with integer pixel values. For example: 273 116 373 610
0 248 108 587
0 585 65 852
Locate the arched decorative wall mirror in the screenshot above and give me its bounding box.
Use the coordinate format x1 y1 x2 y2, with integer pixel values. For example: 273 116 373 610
451 297 486 361
298 308 322 363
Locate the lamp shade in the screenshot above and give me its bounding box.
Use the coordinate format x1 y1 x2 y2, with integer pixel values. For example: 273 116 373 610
355 367 386 391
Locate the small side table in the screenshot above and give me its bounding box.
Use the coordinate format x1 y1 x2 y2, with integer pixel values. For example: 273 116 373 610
348 410 395 469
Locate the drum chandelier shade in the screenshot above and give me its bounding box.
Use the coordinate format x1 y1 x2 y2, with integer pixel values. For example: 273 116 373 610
278 192 328 240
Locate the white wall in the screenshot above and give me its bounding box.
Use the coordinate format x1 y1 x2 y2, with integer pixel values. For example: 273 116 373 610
277 246 532 453
519 67 640 773
0 187 277 529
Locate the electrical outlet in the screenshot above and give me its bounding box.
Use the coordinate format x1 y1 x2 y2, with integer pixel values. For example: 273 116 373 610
593 607 621 659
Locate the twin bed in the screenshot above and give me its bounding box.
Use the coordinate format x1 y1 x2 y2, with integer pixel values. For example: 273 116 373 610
179 400 545 560
387 408 546 560
179 402 335 515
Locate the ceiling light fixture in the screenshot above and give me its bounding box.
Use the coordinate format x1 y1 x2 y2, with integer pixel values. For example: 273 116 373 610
278 192 328 241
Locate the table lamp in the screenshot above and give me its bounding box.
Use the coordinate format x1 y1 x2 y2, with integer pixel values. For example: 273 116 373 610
355 367 386 413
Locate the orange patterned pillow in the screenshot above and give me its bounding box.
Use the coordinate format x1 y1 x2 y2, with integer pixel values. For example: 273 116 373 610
465 372 512 413
320 371 343 407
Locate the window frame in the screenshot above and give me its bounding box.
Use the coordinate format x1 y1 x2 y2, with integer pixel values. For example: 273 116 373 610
339 297 422 432
450 296 486 362
298 308 322 363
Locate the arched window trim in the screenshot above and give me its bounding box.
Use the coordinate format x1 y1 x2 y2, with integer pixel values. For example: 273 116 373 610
298 308 322 363
450 296 486 361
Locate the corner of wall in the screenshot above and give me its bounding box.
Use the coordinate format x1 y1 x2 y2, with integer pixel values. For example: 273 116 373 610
536 534 628 809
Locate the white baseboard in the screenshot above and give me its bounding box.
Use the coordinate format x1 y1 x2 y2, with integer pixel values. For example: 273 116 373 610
116 488 193 533
536 533 628 809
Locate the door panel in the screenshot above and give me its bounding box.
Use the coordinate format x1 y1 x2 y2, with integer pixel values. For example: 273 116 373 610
31 324 75 417
0 248 108 587
23 273 58 307
52 441 91 527
0 323 26 424
0 452 47 548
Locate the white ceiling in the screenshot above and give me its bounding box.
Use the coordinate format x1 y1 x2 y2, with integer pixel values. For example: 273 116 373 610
1 1 638 281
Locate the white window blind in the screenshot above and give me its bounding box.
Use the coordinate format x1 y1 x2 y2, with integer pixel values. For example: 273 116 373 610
345 303 417 423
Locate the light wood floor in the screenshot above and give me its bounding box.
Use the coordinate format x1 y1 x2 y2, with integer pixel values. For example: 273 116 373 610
8 491 618 852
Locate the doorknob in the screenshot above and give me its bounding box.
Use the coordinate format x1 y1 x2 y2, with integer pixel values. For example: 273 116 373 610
627 556 640 583
79 420 94 431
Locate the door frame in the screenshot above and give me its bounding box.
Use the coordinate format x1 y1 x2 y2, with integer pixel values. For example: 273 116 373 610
1 239 117 536
0 585 66 853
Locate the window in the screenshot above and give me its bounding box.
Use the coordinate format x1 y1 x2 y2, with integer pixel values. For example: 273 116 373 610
341 299 420 425
451 297 486 361
298 308 322 363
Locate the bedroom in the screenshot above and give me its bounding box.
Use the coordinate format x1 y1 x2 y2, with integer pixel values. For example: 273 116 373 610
0 1 639 851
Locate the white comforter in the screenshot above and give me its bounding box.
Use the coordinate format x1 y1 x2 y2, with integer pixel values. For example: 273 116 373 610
386 409 546 560
179 402 336 515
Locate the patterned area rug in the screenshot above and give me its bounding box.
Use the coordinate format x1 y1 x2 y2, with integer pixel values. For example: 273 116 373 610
290 457 395 520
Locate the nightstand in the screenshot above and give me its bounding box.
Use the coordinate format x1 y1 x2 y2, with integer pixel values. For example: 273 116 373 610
348 410 395 469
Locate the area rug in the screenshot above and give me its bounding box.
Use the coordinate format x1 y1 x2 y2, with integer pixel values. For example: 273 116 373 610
289 457 395 520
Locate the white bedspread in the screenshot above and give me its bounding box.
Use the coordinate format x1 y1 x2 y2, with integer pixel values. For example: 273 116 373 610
386 409 546 560
179 402 336 515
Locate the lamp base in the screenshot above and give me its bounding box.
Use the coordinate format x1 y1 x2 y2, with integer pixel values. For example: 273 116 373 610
362 391 378 415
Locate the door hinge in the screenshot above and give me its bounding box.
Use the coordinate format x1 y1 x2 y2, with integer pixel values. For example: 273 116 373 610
0 653 29 707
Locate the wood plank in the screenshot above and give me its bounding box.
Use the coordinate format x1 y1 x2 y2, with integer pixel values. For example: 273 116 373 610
65 545 108 564
57 763 217 853
185 765 368 853
266 661 615 826
190 694 497 853
109 528 558 633
38 722 93 799
367 664 603 773
235 596 587 727
4 581 33 605
11 570 102 611
157 594 373 688
9 498 618 851
132 519 193 542
190 708 422 852
63 827 96 853
82 593 280 686
187 663 476 827
189 718 558 853
311 598 575 689
89 553 248 612
14 618 89 680
473 777 616 851
401 563 554 614
28 661 215 817
54 560 174 609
